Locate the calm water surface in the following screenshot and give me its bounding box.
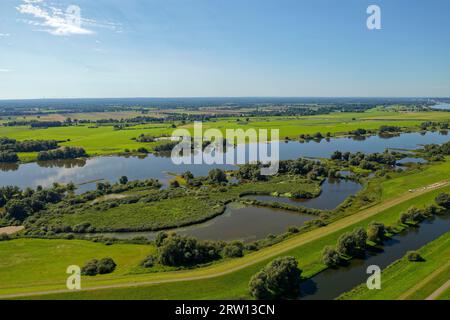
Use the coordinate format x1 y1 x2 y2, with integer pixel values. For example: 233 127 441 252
243 179 362 211
0 132 448 192
91 203 316 242
299 214 450 300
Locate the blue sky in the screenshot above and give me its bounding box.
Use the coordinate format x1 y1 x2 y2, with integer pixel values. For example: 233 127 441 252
0 0 449 99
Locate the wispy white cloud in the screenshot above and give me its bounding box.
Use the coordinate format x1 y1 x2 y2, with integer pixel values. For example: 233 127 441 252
0 33 11 37
0 69 11 73
16 0 122 36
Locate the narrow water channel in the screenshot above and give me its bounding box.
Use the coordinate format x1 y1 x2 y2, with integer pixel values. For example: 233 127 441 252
299 214 450 300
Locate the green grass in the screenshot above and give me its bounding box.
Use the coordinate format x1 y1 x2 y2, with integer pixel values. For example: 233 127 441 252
18 184 450 300
186 110 450 138
0 124 175 161
380 159 450 200
33 195 226 232
339 231 450 300
1 158 449 299
3 109 450 161
0 239 153 291
28 176 321 232
438 287 450 300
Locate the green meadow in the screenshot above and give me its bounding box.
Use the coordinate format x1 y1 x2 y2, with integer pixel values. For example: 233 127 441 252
0 239 153 291
2 109 450 162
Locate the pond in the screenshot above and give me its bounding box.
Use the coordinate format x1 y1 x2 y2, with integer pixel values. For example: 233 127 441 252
299 213 450 300
88 203 317 242
242 179 363 211
0 131 448 192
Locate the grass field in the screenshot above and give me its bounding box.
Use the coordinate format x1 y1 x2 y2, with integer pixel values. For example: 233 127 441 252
2 109 450 162
339 231 450 300
2 171 449 299
0 239 153 291
36 195 226 232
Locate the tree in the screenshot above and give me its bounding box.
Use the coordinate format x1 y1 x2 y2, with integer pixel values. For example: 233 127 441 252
223 241 244 258
208 169 228 184
158 234 221 267
435 193 450 209
97 258 117 274
5 199 29 221
81 258 117 276
249 256 302 300
367 222 385 243
322 246 341 267
336 232 357 256
119 176 128 185
155 231 169 247
352 228 368 250
331 151 343 160
81 259 99 276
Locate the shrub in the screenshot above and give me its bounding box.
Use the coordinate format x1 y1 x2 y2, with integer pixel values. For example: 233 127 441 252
223 241 244 258
406 251 424 262
81 259 100 276
367 222 385 243
141 255 157 268
158 234 221 267
249 256 302 300
435 193 450 209
97 258 117 274
81 258 117 276
322 246 341 267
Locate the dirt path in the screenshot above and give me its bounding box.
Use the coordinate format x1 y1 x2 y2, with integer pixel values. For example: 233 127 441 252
1 179 450 299
398 262 450 300
0 226 24 235
426 280 450 300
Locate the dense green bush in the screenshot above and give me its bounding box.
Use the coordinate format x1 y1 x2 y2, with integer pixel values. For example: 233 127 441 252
81 258 117 276
37 147 87 161
158 234 222 267
406 251 424 262
367 222 386 243
435 193 450 209
249 256 302 300
322 246 341 267
223 241 244 258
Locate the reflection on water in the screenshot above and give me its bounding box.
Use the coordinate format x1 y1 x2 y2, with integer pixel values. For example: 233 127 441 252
90 203 316 242
0 131 449 192
299 214 450 300
243 179 362 211
37 158 87 169
0 163 19 172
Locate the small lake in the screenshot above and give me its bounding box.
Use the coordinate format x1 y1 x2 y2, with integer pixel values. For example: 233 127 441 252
299 213 450 300
89 203 316 242
243 179 363 211
0 131 448 192
432 103 450 110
